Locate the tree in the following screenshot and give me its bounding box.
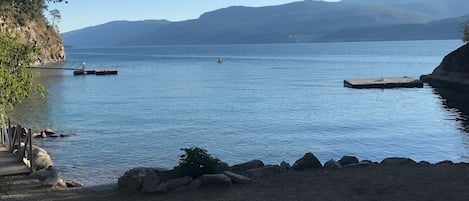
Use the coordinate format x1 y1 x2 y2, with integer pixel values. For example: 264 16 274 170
49 9 61 32
0 35 37 113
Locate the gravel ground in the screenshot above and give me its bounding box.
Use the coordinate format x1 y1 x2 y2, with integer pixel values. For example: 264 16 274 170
1 163 469 201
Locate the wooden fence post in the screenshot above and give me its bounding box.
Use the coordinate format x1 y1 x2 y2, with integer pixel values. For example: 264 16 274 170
16 125 21 157
0 122 3 145
29 128 34 172
8 118 12 152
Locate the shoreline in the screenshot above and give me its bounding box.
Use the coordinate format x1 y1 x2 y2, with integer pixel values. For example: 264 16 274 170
2 155 469 201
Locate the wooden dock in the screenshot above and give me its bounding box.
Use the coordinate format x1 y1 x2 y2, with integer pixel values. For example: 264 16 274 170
0 145 31 176
344 77 423 89
1 117 34 176
73 68 118 76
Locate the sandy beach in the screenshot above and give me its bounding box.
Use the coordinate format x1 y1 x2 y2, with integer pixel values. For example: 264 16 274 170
2 162 469 201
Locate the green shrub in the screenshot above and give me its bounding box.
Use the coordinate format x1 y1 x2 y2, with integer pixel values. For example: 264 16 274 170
174 147 220 179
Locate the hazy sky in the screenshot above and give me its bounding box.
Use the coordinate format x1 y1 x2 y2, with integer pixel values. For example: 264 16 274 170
48 0 340 33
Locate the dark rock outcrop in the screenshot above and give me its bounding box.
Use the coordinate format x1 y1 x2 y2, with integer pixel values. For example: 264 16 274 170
420 43 469 89
380 157 417 166
338 155 359 166
292 152 323 170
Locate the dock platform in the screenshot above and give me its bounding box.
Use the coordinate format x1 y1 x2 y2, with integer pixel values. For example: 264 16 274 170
74 68 118 76
0 145 31 176
344 77 423 89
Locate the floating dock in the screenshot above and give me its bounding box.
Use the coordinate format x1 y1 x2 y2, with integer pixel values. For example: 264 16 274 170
73 68 118 76
344 77 423 89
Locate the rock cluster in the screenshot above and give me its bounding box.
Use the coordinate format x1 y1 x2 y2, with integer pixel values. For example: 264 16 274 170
118 167 248 194
32 128 71 139
118 152 460 195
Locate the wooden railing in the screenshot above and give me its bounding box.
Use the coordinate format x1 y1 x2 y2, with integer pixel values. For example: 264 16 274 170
1 114 35 172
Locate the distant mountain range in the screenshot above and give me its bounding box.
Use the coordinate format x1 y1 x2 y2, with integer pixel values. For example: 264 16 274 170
63 0 469 47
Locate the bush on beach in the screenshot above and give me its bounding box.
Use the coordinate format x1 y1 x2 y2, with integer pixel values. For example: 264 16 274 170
174 147 220 179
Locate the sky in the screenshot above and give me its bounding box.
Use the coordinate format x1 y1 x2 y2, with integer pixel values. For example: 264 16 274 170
47 0 340 33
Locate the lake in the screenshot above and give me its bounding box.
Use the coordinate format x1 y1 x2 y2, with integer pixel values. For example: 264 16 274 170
11 40 469 185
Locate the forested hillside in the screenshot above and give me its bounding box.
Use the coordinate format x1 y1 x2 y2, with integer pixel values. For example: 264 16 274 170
0 0 65 111
0 0 65 64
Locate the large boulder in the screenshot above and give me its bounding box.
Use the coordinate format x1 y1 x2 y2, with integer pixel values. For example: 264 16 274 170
420 43 469 89
292 152 323 170
32 146 53 170
230 160 265 173
118 167 159 193
199 174 232 187
246 165 282 177
223 171 251 184
151 176 192 194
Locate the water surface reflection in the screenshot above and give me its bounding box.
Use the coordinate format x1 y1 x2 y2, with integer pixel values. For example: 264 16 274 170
432 87 469 161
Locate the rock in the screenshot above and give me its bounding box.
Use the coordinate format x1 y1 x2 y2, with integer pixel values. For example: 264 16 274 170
44 128 55 135
29 169 58 181
338 155 359 166
188 178 203 189
43 177 66 188
324 159 342 169
246 165 282 177
280 161 291 169
32 146 53 170
59 134 71 138
118 167 155 192
216 161 230 172
32 133 41 138
420 43 469 89
66 181 83 188
40 131 47 138
223 171 251 184
153 176 192 194
436 160 454 165
199 174 232 187
418 161 432 166
380 157 417 166
292 152 323 170
141 170 161 194
49 134 59 138
231 160 265 173
151 168 174 181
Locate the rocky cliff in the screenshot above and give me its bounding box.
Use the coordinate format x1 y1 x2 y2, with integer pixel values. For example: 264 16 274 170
0 8 65 65
420 43 469 89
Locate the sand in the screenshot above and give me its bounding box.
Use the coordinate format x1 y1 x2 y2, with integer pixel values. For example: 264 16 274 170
1 163 469 201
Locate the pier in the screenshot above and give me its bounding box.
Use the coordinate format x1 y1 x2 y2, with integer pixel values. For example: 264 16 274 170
28 62 118 76
73 68 118 76
0 117 33 176
344 77 423 89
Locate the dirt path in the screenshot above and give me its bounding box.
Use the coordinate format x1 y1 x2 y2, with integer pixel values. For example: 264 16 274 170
2 163 469 201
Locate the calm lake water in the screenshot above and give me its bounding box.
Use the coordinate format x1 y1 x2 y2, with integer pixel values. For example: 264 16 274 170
11 40 469 185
